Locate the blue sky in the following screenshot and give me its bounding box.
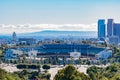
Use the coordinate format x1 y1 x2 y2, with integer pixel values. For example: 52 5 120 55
0 0 120 34
0 0 120 24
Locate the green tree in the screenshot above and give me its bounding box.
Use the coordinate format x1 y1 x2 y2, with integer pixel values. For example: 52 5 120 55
0 68 21 80
42 64 50 72
70 57 74 65
54 65 90 80
87 66 103 80
78 57 82 65
112 73 120 80
62 56 66 66
86 59 91 65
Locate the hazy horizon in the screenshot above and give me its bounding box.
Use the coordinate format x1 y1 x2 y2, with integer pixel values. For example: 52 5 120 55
0 0 120 34
0 23 97 34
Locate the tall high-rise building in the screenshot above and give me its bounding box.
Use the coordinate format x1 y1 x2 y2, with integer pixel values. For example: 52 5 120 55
113 23 120 36
98 19 106 38
107 19 114 37
12 32 17 43
113 23 120 42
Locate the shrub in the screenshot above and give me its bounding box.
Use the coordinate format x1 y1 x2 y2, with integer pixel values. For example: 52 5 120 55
42 64 50 71
17 64 40 69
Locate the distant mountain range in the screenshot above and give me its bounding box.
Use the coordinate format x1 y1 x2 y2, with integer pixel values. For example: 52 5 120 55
0 30 97 39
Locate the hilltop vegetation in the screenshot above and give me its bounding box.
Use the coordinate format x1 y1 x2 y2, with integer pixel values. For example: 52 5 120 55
87 63 120 80
54 65 90 80
0 64 51 80
54 64 120 80
1 63 120 80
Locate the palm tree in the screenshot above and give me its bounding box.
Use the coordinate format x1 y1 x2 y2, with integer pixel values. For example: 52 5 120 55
40 57 43 65
78 57 81 66
70 57 74 65
63 56 66 66
55 56 59 65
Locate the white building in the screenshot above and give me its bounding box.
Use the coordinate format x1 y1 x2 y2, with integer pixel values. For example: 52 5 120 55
6 49 23 60
12 32 17 43
96 50 112 59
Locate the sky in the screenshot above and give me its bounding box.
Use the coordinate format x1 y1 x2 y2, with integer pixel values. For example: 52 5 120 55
0 0 120 34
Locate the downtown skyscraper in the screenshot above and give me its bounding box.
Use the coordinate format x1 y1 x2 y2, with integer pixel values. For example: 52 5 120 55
98 18 120 44
107 19 114 37
98 19 106 38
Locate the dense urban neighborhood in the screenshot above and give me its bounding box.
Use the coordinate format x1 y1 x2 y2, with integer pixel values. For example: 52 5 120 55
0 19 120 80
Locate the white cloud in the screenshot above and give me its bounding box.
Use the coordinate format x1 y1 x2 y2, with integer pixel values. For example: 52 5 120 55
0 24 97 34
